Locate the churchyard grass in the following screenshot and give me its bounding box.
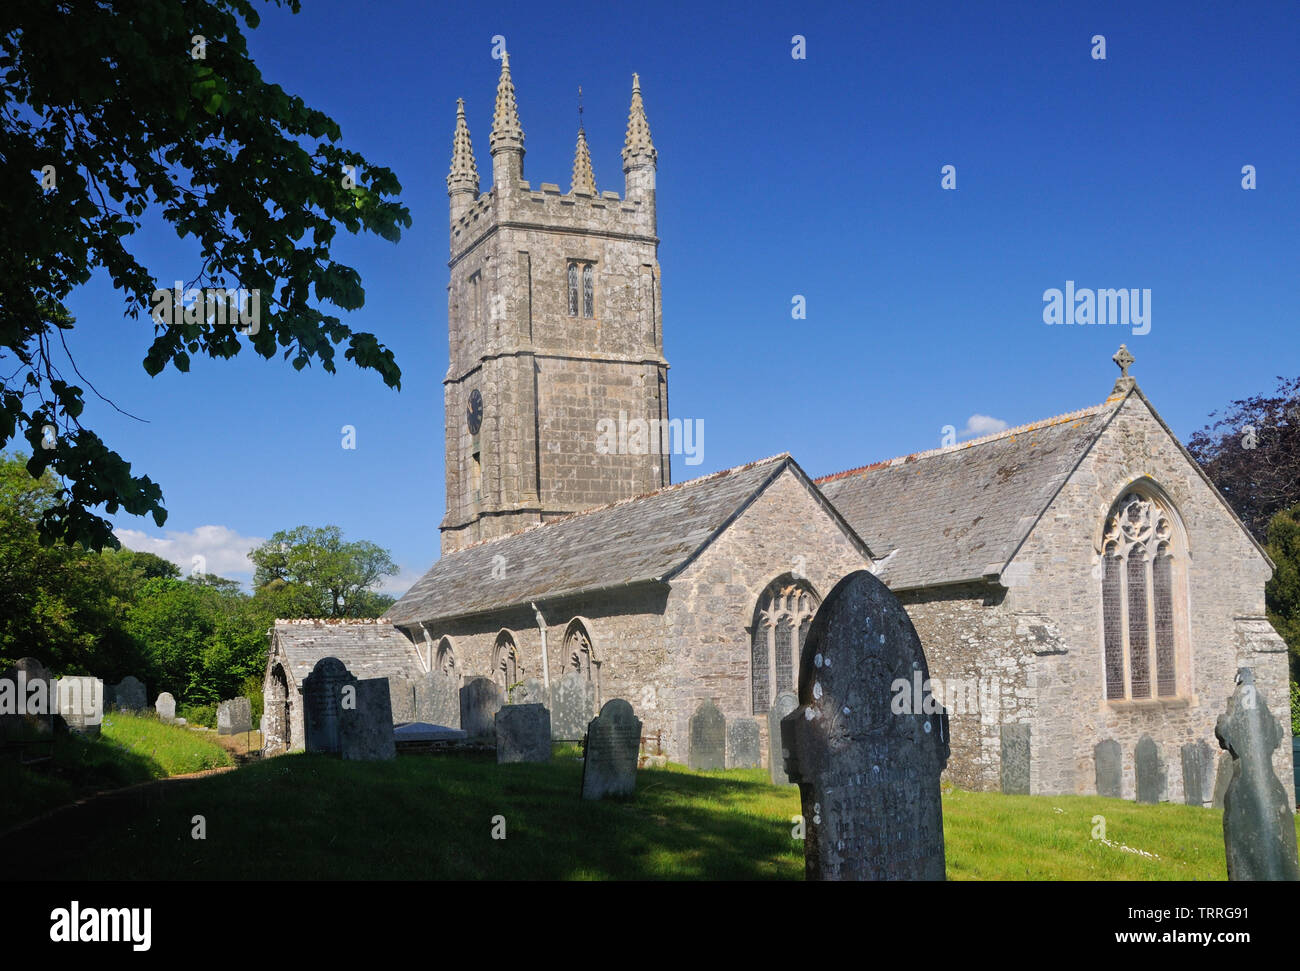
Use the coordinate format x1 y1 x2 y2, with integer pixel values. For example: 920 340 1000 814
0 712 233 832
3 752 1296 879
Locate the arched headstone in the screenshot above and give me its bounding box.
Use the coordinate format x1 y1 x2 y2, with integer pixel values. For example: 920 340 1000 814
0 658 55 740
302 657 358 754
780 570 949 880
155 692 176 724
1094 739 1122 798
688 700 725 770
582 699 642 800
1135 735 1165 804
111 676 146 712
460 677 503 739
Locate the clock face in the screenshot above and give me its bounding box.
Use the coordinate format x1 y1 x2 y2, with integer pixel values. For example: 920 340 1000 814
466 388 484 435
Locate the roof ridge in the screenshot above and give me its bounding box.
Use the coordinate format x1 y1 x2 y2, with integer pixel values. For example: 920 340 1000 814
815 401 1114 485
446 453 793 555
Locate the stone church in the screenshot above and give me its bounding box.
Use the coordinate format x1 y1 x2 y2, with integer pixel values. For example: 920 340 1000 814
263 56 1294 807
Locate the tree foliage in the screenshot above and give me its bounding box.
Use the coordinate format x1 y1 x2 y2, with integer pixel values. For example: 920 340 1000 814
249 524 397 617
1264 503 1300 679
0 0 409 550
1187 375 1300 542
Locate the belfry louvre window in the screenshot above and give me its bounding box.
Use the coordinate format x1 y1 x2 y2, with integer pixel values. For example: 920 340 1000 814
567 261 595 318
751 578 819 714
1101 490 1183 701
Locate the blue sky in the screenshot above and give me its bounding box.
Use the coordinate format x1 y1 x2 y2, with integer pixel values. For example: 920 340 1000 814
56 0 1299 592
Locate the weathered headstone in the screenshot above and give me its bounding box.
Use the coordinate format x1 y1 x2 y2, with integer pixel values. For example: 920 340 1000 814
510 677 547 708
768 690 799 785
1000 723 1031 795
387 677 417 724
0 657 56 739
1181 740 1215 807
415 672 461 729
495 703 551 763
56 677 104 737
1135 735 1166 804
460 677 503 740
781 570 950 880
340 678 396 761
1214 667 1300 880
1212 751 1233 809
582 699 642 800
688 700 726 771
155 692 176 724
302 657 358 754
551 671 596 740
217 696 252 735
1094 739 1122 798
110 675 146 712
727 717 761 769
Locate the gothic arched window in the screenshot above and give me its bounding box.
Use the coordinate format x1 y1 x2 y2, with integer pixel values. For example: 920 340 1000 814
1101 488 1185 701
493 631 518 690
582 264 594 318
750 577 820 714
435 637 458 679
564 620 595 680
567 262 579 316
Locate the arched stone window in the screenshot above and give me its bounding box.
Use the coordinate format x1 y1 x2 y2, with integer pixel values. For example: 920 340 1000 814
567 262 579 316
582 264 594 318
435 637 458 679
493 631 518 690
750 577 820 714
564 619 595 679
1100 487 1187 700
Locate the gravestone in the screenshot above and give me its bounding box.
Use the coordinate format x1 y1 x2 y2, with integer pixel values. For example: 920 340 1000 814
387 677 417 724
1135 735 1166 804
1000 724 1031 795
495 703 551 763
111 676 146 712
56 677 104 737
155 692 176 724
780 570 949 880
1181 740 1215 807
302 657 358 754
340 678 396 761
1094 739 1122 798
768 691 799 785
1214 667 1300 880
217 696 252 735
582 699 642 800
0 657 56 739
688 700 726 771
415 672 461 729
552 671 597 740
460 677 503 740
727 718 761 769
511 677 547 708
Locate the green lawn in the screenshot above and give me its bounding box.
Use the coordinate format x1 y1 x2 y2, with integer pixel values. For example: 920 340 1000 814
0 712 233 833
3 750 1294 880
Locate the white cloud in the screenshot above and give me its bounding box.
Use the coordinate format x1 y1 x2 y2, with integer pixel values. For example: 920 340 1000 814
959 414 1009 439
378 565 424 599
115 524 264 581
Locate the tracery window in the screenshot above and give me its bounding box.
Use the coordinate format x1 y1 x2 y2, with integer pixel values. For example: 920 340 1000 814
567 261 595 318
493 631 518 690
1101 490 1183 701
435 637 458 679
750 577 820 714
564 620 595 679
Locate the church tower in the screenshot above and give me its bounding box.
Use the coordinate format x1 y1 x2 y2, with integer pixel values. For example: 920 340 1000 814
441 57 670 553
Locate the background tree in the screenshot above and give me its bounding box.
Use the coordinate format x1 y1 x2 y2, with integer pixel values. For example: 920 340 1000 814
1 0 409 550
1187 375 1300 542
250 525 397 618
1264 503 1300 680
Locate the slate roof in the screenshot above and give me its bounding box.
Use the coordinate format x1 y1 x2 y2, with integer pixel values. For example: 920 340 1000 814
386 454 867 626
272 620 424 687
816 400 1121 590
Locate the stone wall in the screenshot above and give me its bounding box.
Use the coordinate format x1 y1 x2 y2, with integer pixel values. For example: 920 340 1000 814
664 467 873 764
1002 391 1294 805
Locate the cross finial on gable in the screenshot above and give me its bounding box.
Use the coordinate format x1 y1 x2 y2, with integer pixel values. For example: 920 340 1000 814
1110 344 1137 396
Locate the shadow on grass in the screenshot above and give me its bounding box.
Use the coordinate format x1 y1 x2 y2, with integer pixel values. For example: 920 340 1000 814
0 752 804 880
